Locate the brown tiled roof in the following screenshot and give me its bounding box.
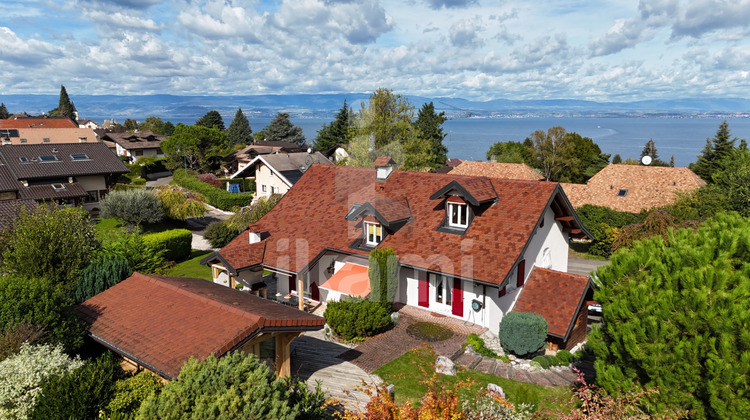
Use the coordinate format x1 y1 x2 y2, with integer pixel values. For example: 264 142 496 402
103 131 166 150
0 117 77 129
19 182 88 200
373 156 396 166
0 199 35 229
214 165 583 287
561 164 707 213
446 158 463 168
77 273 325 379
449 161 544 181
513 267 591 340
203 241 267 275
0 166 20 193
0 143 128 180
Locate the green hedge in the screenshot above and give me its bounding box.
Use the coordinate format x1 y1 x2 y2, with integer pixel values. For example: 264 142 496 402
112 183 146 191
173 169 252 211
498 312 548 357
132 178 147 185
142 229 192 262
531 350 575 370
323 298 391 341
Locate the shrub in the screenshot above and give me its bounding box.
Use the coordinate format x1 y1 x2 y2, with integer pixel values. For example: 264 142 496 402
32 352 125 420
287 378 331 420
0 276 86 351
463 392 534 420
142 229 192 261
106 371 164 418
223 194 282 231
197 173 222 188
103 231 167 274
532 355 553 369
100 188 164 226
152 185 207 221
72 253 132 303
464 333 498 358
112 183 146 191
220 177 255 193
556 349 574 365
139 157 168 177
576 204 641 257
499 312 548 357
205 221 242 248
0 322 46 362
368 247 398 310
0 343 83 419
172 169 252 211
131 178 147 185
323 298 391 341
138 352 297 419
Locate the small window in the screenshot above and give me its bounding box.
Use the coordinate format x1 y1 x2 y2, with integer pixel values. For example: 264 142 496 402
20 138 26 143
52 183 66 191
18 157 29 163
365 221 382 246
447 202 468 228
431 273 451 306
70 154 89 160
156 148 163 154
617 189 628 197
262 185 267 192
135 150 144 157
43 138 50 143
39 155 59 162
86 190 99 202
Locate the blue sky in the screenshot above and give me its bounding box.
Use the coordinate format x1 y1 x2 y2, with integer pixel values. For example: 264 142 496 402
2 0 750 101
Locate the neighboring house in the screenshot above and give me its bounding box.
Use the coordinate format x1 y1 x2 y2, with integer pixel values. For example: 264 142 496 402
435 158 464 174
103 130 166 162
0 127 98 145
324 144 350 164
449 161 545 181
0 116 77 129
0 142 128 213
78 119 99 129
561 164 707 213
230 151 332 199
77 273 325 379
228 141 308 174
203 158 593 350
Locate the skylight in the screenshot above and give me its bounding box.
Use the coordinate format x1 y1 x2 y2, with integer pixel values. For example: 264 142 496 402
70 154 89 160
18 157 29 163
617 189 628 197
38 155 59 162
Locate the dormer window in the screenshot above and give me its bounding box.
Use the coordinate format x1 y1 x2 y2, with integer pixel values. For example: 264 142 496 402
446 196 468 229
365 221 382 246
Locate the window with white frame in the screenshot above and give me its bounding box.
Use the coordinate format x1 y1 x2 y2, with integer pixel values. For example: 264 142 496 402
447 202 468 228
262 185 267 192
365 221 382 246
430 273 452 307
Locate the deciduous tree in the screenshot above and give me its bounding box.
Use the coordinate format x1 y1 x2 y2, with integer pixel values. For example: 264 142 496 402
264 112 306 145
589 213 750 418
123 118 138 132
528 126 575 181
357 88 415 150
196 110 225 131
226 107 253 147
486 140 533 164
161 123 226 172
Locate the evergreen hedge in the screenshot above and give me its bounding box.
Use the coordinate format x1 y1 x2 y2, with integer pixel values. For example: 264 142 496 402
368 248 398 310
142 229 192 262
323 298 391 341
172 169 252 211
72 254 131 303
498 312 548 357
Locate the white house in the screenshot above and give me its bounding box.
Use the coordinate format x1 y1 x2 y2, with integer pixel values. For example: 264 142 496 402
202 158 593 350
229 151 332 199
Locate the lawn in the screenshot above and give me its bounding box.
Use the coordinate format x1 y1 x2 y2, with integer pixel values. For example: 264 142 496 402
95 218 189 245
373 345 571 414
164 250 213 280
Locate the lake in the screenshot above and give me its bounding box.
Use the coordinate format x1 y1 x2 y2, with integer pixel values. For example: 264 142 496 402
92 115 750 167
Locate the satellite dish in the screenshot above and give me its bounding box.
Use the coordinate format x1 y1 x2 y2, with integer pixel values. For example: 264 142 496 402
641 155 652 166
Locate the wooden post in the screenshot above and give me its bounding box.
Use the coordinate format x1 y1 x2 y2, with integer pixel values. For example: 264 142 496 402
275 332 301 377
298 276 304 311
229 276 236 289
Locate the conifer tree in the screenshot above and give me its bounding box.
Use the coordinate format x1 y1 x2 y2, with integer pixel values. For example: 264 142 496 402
314 100 353 152
225 108 252 147
48 85 77 121
264 112 306 145
0 103 9 119
588 213 750 418
691 120 739 181
413 102 448 169
195 110 225 131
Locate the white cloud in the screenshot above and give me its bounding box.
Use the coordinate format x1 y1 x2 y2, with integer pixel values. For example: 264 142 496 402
0 27 62 66
449 19 480 47
85 10 161 31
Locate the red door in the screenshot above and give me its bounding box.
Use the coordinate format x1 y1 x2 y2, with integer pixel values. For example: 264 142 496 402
418 271 429 308
516 260 526 287
451 278 463 317
311 282 319 301
289 274 296 292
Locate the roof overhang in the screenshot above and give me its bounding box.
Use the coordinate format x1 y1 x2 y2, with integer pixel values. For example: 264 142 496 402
429 179 498 206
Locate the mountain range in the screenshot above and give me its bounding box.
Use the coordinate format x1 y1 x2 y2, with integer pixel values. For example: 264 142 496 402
2 94 750 121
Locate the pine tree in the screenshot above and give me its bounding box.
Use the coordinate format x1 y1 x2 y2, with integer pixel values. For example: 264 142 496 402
264 112 306 145
612 154 622 164
691 120 739 181
0 103 9 119
640 139 659 161
48 85 77 121
195 110 225 131
225 108 252 148
413 102 448 169
314 100 352 152
588 213 750 418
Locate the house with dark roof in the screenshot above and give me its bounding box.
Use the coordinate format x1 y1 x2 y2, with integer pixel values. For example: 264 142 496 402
203 159 593 350
226 141 309 174
0 142 128 212
230 151 332 199
102 131 166 162
78 273 325 378
449 161 545 181
561 164 707 213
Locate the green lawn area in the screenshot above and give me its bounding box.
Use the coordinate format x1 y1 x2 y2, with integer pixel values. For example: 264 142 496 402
164 250 213 280
95 218 189 245
373 346 571 414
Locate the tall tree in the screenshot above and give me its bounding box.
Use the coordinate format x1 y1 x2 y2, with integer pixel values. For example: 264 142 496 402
561 132 610 183
528 126 575 181
48 85 77 121
640 139 668 166
691 120 739 181
123 118 138 132
225 108 253 148
0 103 9 119
413 102 448 169
589 213 750 418
263 112 306 145
195 110 225 131
711 142 750 217
314 100 353 152
358 88 415 149
160 124 226 172
486 140 533 164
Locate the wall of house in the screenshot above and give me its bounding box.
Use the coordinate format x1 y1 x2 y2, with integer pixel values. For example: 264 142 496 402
77 175 106 192
255 164 290 198
524 206 568 273
133 148 163 160
115 143 128 157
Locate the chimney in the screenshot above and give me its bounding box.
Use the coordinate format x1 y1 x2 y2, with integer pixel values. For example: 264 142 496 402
373 156 396 181
248 231 261 244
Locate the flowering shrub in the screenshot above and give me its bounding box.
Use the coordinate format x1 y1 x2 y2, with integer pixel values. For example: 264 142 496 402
463 392 534 420
0 343 83 419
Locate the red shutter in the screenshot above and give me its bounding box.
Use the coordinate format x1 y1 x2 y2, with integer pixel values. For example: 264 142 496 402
289 274 296 292
516 260 526 287
499 286 506 297
311 282 319 301
418 272 429 308
451 278 463 317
